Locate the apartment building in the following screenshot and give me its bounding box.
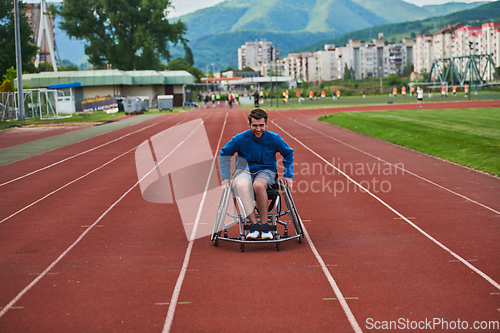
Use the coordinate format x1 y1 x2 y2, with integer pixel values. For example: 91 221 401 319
281 37 413 83
281 45 337 82
479 22 500 79
335 38 412 80
414 22 499 80
433 23 464 60
316 47 337 81
414 34 433 74
237 40 280 74
454 26 481 57
337 39 361 80
282 52 314 82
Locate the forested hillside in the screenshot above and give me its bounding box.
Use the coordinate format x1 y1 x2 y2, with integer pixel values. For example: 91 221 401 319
291 0 500 54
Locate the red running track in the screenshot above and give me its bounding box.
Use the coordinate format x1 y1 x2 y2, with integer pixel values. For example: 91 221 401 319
0 102 499 332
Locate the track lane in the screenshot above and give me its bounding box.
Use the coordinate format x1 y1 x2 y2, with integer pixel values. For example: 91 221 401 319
167 109 361 332
273 114 500 278
1 104 498 332
0 113 199 226
0 113 185 186
266 113 500 329
0 111 211 330
285 110 500 212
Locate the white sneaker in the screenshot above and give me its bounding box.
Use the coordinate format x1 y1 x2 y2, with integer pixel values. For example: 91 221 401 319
246 227 260 240
261 224 274 240
261 230 273 240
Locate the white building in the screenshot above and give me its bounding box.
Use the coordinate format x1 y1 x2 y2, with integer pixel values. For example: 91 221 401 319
414 22 500 81
334 38 412 80
281 45 338 82
387 39 414 76
453 26 481 58
281 21 499 84
414 34 433 74
359 42 378 79
479 22 500 79
336 39 361 80
282 37 414 83
237 40 279 74
282 52 315 82
315 47 337 81
432 23 464 60
452 26 481 78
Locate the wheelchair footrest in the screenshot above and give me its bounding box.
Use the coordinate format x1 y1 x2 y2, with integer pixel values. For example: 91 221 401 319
244 224 277 231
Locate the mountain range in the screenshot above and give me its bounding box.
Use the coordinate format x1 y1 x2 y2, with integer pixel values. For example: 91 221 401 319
291 0 500 53
53 0 492 70
168 0 488 69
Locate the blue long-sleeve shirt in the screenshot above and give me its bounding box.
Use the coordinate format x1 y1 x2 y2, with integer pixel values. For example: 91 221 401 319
219 129 294 180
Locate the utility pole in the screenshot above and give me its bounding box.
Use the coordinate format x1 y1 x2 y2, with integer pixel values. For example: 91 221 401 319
275 40 278 107
270 47 273 107
379 66 383 93
14 0 25 121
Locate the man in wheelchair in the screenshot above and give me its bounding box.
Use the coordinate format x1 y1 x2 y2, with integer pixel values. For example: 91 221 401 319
219 109 294 240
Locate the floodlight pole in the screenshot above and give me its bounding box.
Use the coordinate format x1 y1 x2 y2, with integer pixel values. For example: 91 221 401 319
270 45 273 107
14 0 25 121
469 42 472 101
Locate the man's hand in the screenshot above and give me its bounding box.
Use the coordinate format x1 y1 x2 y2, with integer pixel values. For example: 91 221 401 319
221 179 230 188
283 178 293 190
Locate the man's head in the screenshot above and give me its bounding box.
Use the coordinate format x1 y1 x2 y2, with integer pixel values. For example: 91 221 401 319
248 109 268 139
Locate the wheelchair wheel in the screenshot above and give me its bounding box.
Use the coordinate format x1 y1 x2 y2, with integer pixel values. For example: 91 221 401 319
280 179 304 242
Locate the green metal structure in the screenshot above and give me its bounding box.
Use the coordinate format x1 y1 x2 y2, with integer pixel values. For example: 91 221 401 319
428 54 499 87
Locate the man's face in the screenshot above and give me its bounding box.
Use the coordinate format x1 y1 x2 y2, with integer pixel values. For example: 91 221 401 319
249 117 267 139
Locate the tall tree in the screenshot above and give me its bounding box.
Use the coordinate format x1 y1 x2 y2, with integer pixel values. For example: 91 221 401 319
0 0 37 79
184 44 194 66
56 0 188 70
167 57 203 82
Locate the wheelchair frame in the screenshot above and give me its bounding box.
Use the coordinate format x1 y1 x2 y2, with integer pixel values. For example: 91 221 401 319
211 178 304 251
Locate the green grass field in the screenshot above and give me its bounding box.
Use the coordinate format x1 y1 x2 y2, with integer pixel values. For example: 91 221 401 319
319 108 500 177
240 91 500 110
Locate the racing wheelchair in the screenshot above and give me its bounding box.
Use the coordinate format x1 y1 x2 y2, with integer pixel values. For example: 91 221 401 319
211 175 304 252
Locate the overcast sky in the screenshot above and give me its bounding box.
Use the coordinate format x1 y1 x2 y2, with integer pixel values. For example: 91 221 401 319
26 0 496 18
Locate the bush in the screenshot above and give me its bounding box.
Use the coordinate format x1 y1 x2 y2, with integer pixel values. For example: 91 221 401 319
0 79 14 92
386 74 401 86
0 66 16 92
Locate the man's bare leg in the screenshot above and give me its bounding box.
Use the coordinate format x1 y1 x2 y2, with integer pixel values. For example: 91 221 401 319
252 177 269 223
235 177 256 223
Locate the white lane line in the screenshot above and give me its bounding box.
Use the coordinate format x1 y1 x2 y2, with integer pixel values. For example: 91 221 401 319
0 118 204 319
288 115 500 215
272 120 500 292
0 115 195 226
162 112 228 333
0 146 134 225
0 113 180 187
266 119 362 333
302 222 363 333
